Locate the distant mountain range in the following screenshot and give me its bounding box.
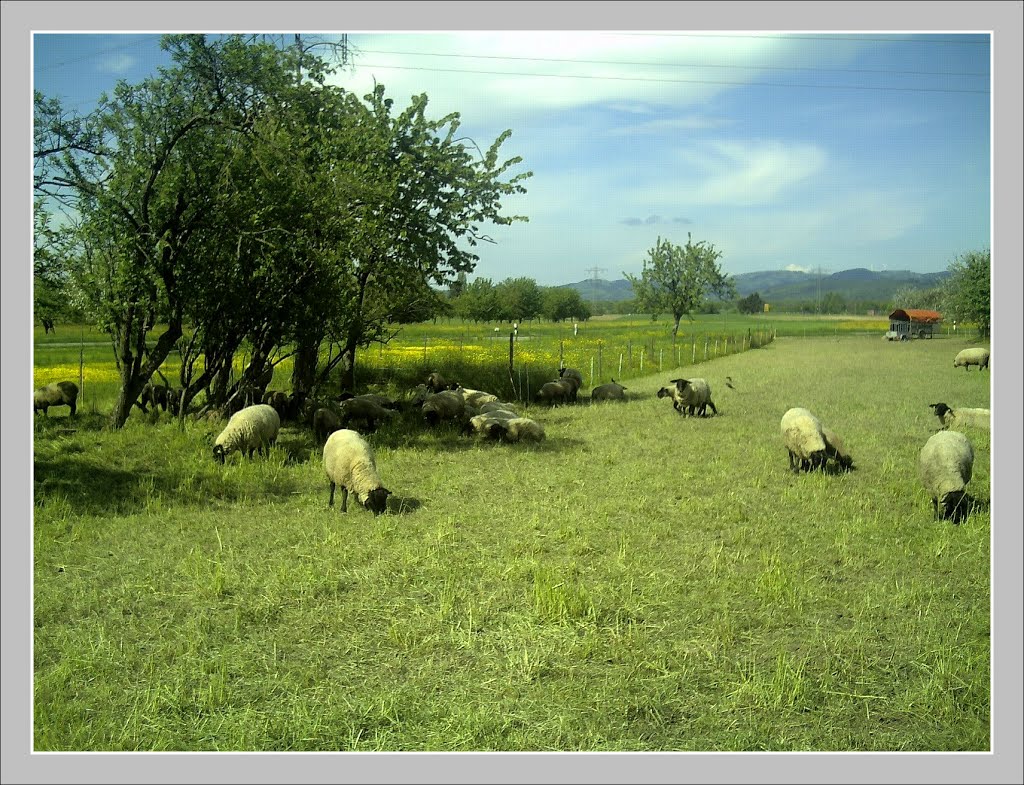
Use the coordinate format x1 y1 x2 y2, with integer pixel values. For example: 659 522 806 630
558 268 951 304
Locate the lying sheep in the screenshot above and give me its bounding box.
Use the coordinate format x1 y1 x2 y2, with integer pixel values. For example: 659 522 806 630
477 400 518 415
421 389 466 426
501 417 546 444
337 397 396 432
33 381 79 417
535 379 574 406
590 379 628 403
313 407 343 444
457 387 500 408
464 408 518 440
666 377 717 417
953 347 990 371
918 430 974 521
929 402 991 431
323 429 392 516
213 403 281 464
780 407 828 473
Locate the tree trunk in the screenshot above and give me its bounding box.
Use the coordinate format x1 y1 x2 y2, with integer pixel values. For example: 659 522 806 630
339 341 357 393
672 314 682 338
291 333 322 397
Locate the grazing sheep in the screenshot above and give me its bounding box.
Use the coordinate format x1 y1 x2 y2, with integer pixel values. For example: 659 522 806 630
34 381 79 417
166 387 183 416
313 407 343 444
421 389 467 426
918 430 974 521
668 377 717 417
138 382 172 413
425 372 457 394
213 403 281 464
502 417 546 443
535 379 574 406
323 429 391 516
821 426 855 472
557 367 584 402
953 347 990 371
337 397 396 432
657 385 686 414
590 379 628 403
262 390 291 420
929 402 991 431
780 407 828 473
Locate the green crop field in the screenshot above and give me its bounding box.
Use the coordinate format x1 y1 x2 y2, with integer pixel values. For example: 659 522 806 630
32 328 992 751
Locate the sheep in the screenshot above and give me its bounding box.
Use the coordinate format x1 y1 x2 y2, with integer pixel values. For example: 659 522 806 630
262 390 291 420
928 402 991 431
667 377 717 417
136 381 172 413
780 407 828 473
323 429 392 516
337 396 397 432
313 407 343 444
421 389 467 426
34 381 79 417
953 347 990 371
166 387 183 416
425 371 458 394
501 417 546 444
918 430 974 521
457 387 500 408
477 400 518 415
535 379 574 406
821 426 855 472
657 385 687 414
557 367 584 402
213 403 281 464
590 379 628 403
464 408 518 439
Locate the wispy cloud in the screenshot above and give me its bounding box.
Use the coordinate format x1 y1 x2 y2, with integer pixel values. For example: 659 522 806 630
96 54 136 74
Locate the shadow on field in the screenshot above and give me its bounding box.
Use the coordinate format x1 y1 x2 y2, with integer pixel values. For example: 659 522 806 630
940 493 988 524
386 495 422 515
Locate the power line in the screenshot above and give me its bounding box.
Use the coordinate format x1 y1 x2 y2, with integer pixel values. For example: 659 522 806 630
609 33 990 45
357 48 989 78
357 62 989 94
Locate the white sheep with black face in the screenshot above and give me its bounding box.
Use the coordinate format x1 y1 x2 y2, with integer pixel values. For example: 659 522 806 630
918 430 974 521
213 404 281 464
780 407 828 473
323 429 392 516
928 402 990 431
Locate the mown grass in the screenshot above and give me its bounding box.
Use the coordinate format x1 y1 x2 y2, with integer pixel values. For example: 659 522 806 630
32 332 991 751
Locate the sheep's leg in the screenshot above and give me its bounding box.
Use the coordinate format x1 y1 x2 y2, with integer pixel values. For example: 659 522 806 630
341 486 349 512
329 481 336 507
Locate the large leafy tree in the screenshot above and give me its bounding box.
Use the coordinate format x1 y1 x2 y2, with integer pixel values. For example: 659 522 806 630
624 234 736 337
943 249 990 338
35 34 303 428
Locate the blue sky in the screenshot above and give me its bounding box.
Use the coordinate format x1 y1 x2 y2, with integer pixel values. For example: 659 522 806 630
33 29 991 287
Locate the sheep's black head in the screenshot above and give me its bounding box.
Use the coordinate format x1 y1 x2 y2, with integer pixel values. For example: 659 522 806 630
657 387 671 399
940 490 969 523
674 378 692 392
364 487 392 516
423 410 440 427
929 402 951 419
212 444 227 464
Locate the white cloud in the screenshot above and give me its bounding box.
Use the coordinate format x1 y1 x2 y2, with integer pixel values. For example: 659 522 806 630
784 263 811 273
96 54 136 74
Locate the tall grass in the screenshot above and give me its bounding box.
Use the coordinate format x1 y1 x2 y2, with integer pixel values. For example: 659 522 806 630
32 332 991 750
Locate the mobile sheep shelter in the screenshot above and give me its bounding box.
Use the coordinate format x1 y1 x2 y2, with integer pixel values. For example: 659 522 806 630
887 309 943 341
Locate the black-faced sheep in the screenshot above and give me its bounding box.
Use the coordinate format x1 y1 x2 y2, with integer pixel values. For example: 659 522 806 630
535 379 574 406
337 397 397 432
557 367 584 402
821 426 855 472
323 429 392 516
501 417 546 443
421 389 466 426
953 347 990 371
780 407 828 473
918 430 974 521
669 377 717 417
313 407 343 444
928 402 991 431
425 372 458 394
34 381 79 417
464 408 519 439
590 379 628 403
212 403 281 464
139 382 172 413
456 387 501 408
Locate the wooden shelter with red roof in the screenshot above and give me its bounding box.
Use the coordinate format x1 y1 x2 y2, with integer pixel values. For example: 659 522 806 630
887 308 943 340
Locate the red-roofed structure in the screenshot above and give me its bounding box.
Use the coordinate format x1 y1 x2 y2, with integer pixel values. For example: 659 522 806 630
888 309 943 340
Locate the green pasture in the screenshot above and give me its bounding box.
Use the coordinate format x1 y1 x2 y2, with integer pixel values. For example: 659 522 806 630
32 330 991 751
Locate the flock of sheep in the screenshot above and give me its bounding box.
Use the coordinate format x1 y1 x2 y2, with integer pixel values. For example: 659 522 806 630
34 345 990 522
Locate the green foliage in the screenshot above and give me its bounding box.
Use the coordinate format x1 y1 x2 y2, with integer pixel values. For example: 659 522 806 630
541 287 591 322
943 250 990 338
494 277 543 322
737 291 765 315
624 234 736 336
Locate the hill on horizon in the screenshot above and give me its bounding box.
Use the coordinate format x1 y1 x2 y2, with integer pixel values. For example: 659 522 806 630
557 267 950 304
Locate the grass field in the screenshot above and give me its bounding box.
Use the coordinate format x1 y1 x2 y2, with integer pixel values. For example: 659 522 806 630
32 332 992 751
